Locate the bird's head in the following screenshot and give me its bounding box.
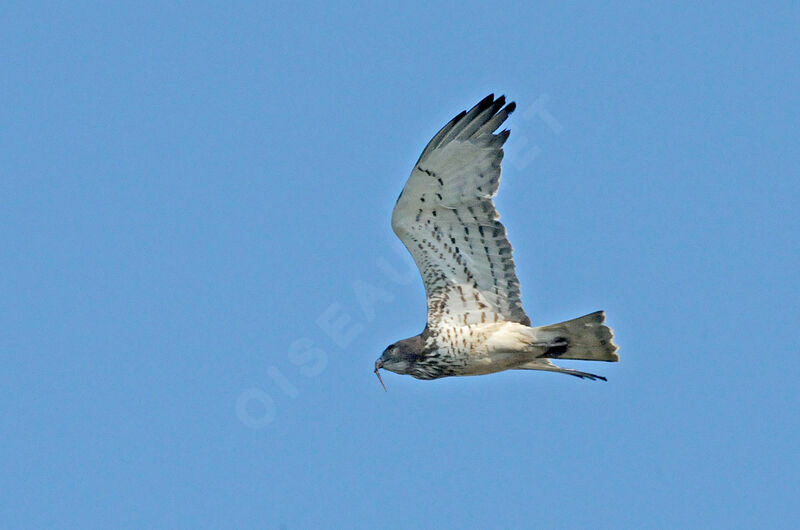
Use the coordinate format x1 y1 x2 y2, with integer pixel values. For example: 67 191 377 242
378 343 416 373
374 339 422 390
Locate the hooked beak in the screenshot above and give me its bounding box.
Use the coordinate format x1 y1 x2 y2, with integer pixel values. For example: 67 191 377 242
374 360 387 392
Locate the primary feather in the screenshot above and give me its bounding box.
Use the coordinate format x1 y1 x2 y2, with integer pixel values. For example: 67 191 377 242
392 95 529 330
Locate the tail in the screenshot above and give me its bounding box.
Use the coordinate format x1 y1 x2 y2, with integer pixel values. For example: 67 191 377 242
514 311 619 381
535 311 619 362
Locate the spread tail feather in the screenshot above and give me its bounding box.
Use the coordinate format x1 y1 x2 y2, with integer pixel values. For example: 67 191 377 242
534 311 619 362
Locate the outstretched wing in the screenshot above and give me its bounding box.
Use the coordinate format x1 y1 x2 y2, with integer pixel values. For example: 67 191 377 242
392 94 531 330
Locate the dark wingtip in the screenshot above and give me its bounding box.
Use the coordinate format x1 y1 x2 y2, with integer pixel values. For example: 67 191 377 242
505 101 517 114
470 94 496 116
449 109 467 125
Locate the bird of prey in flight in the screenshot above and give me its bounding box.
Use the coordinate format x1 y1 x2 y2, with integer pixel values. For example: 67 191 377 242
374 94 618 389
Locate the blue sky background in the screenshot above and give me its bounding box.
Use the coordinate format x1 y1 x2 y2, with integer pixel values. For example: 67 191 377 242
2 2 799 528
